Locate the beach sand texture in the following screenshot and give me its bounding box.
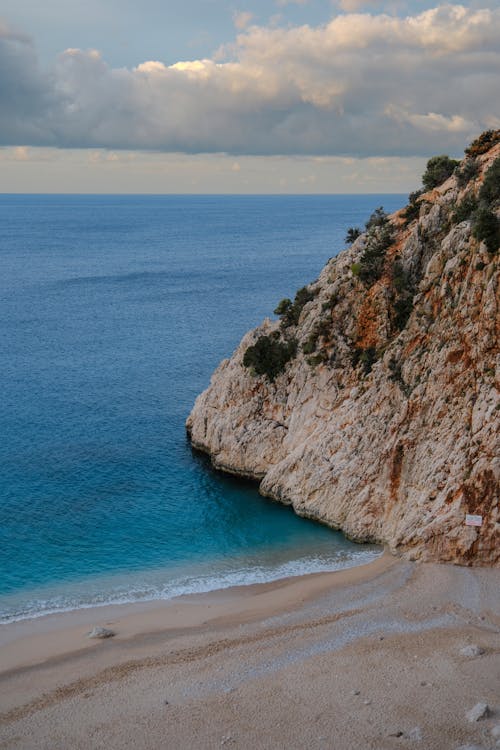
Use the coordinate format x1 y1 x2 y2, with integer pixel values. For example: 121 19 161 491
0 554 499 750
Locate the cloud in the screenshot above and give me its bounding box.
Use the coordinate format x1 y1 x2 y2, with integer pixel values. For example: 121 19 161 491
276 0 309 6
233 11 254 30
0 6 499 156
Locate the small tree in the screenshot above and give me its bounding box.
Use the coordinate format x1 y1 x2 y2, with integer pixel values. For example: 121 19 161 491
478 157 500 206
243 335 298 381
422 155 459 190
274 298 292 316
472 207 500 254
345 227 361 244
365 206 389 230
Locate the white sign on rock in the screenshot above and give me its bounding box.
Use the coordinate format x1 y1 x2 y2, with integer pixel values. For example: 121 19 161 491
465 514 483 527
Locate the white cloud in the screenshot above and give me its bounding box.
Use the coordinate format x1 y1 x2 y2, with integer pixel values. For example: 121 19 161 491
0 6 499 156
233 11 254 30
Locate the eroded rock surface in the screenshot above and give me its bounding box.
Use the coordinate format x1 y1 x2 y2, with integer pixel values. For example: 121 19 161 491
187 136 500 566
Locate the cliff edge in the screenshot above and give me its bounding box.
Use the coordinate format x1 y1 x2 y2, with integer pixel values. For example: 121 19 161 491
187 133 500 566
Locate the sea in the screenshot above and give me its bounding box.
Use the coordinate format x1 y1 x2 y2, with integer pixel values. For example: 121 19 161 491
0 194 405 624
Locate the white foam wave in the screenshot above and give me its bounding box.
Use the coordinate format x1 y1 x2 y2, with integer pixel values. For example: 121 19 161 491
0 550 381 625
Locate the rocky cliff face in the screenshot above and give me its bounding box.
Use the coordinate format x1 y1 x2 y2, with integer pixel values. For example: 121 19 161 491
187 135 500 566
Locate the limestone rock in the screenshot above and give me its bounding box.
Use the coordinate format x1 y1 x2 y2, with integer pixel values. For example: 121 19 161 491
466 703 490 722
187 135 500 567
405 726 423 741
87 626 115 639
460 645 484 657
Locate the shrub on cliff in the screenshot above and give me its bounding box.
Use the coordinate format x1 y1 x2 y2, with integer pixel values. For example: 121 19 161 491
465 130 500 157
452 194 478 224
351 346 378 375
274 298 292 316
456 158 479 188
243 334 298 381
402 190 424 225
478 157 500 207
345 227 361 244
276 286 316 327
422 155 459 190
365 206 389 230
357 222 393 285
472 207 500 254
390 260 414 331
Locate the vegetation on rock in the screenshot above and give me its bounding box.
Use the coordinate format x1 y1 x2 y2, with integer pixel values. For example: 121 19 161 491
391 260 414 331
243 334 297 381
452 194 478 224
188 131 500 566
465 129 500 157
472 206 500 254
275 285 317 327
456 157 479 188
345 227 361 244
355 208 393 285
422 155 460 190
478 157 500 206
402 190 424 225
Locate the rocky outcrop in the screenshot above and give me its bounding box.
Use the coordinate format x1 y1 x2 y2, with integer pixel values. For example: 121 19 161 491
187 135 500 566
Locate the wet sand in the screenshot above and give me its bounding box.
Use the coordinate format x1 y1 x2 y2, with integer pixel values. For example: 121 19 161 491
0 552 499 750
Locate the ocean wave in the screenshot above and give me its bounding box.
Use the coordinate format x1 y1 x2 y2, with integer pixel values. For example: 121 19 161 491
0 550 381 625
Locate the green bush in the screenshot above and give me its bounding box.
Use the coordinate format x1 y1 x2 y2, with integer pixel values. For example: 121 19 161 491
472 206 500 254
402 191 423 225
365 206 389 230
394 296 414 331
345 227 361 244
357 223 393 285
243 335 298 381
452 194 478 223
465 130 500 157
277 286 316 327
456 158 479 188
352 346 378 375
391 260 414 330
422 155 459 190
478 157 500 206
351 263 362 276
302 337 317 355
307 351 329 367
274 298 292 316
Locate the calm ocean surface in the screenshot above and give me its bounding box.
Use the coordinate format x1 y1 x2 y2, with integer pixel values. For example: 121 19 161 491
0 194 404 623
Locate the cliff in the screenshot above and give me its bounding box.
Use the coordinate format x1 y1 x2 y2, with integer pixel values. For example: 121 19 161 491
187 133 500 566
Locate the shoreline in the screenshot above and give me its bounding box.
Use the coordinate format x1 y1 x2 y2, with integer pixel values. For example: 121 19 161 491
1 552 499 749
0 551 390 674
0 545 382 628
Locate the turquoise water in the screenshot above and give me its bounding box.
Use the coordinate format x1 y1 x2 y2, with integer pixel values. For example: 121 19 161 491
0 195 404 623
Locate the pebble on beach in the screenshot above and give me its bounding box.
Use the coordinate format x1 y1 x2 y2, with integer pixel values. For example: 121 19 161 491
87 626 116 639
465 703 489 723
459 645 484 658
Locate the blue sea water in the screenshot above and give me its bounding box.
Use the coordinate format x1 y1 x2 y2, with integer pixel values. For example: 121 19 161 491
0 194 405 623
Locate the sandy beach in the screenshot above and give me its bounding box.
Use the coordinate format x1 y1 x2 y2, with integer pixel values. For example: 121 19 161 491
0 552 499 750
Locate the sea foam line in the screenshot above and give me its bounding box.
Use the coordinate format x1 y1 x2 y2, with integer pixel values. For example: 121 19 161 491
0 551 381 625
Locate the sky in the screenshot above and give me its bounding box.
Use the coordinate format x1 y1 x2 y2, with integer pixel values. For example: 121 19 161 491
0 0 499 193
